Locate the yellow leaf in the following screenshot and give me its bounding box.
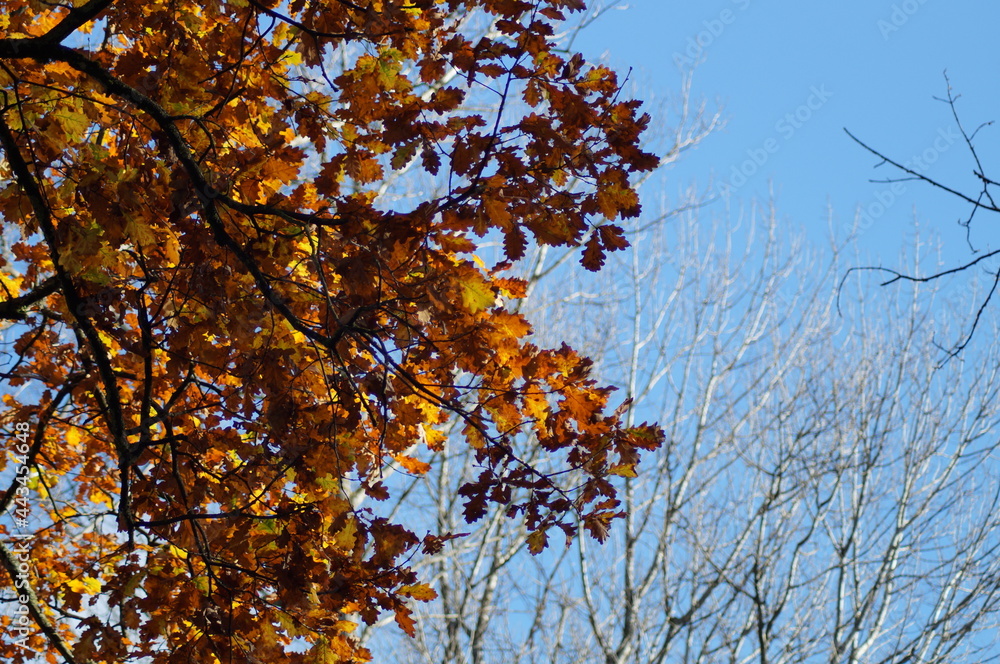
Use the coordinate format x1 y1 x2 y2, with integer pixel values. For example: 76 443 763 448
88 488 113 509
399 583 437 601
420 424 446 451
125 218 157 248
333 620 357 633
57 108 90 143
257 619 279 651
276 610 302 637
163 233 180 266
0 272 22 298
334 517 358 550
66 578 102 595
458 272 495 314
608 464 638 478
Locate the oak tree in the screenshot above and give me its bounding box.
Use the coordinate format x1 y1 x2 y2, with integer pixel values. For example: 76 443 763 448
0 0 661 662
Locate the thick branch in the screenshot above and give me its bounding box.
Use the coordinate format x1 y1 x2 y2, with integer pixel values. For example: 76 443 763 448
0 275 58 320
39 0 118 47
0 109 132 533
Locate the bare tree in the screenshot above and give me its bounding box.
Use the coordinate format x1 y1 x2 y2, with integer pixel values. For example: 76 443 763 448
846 73 1000 359
359 194 1000 663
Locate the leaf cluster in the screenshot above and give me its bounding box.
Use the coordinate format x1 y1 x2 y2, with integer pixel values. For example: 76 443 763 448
0 1 660 662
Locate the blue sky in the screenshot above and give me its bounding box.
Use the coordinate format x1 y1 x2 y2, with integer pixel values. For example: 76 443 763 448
571 1 1000 270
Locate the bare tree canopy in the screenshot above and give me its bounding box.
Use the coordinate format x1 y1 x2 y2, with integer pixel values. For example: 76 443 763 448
362 197 1000 664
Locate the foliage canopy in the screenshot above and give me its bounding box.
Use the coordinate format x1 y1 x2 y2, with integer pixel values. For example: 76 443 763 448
0 0 661 661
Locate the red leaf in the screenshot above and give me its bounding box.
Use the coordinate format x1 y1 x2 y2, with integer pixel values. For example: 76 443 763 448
581 233 606 271
598 224 630 251
422 146 441 175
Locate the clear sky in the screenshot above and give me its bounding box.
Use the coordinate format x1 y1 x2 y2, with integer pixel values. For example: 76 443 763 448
570 1 1000 272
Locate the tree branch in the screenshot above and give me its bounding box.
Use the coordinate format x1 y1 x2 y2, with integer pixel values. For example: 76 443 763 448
0 275 59 320
38 0 118 47
0 540 92 664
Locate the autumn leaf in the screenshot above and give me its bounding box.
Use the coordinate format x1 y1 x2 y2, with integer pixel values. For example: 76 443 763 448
584 511 618 543
527 528 550 555
608 463 638 478
333 518 358 551
398 584 438 601
421 146 441 175
395 454 431 475
598 224 630 251
582 233 607 271
457 269 496 313
394 605 417 638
